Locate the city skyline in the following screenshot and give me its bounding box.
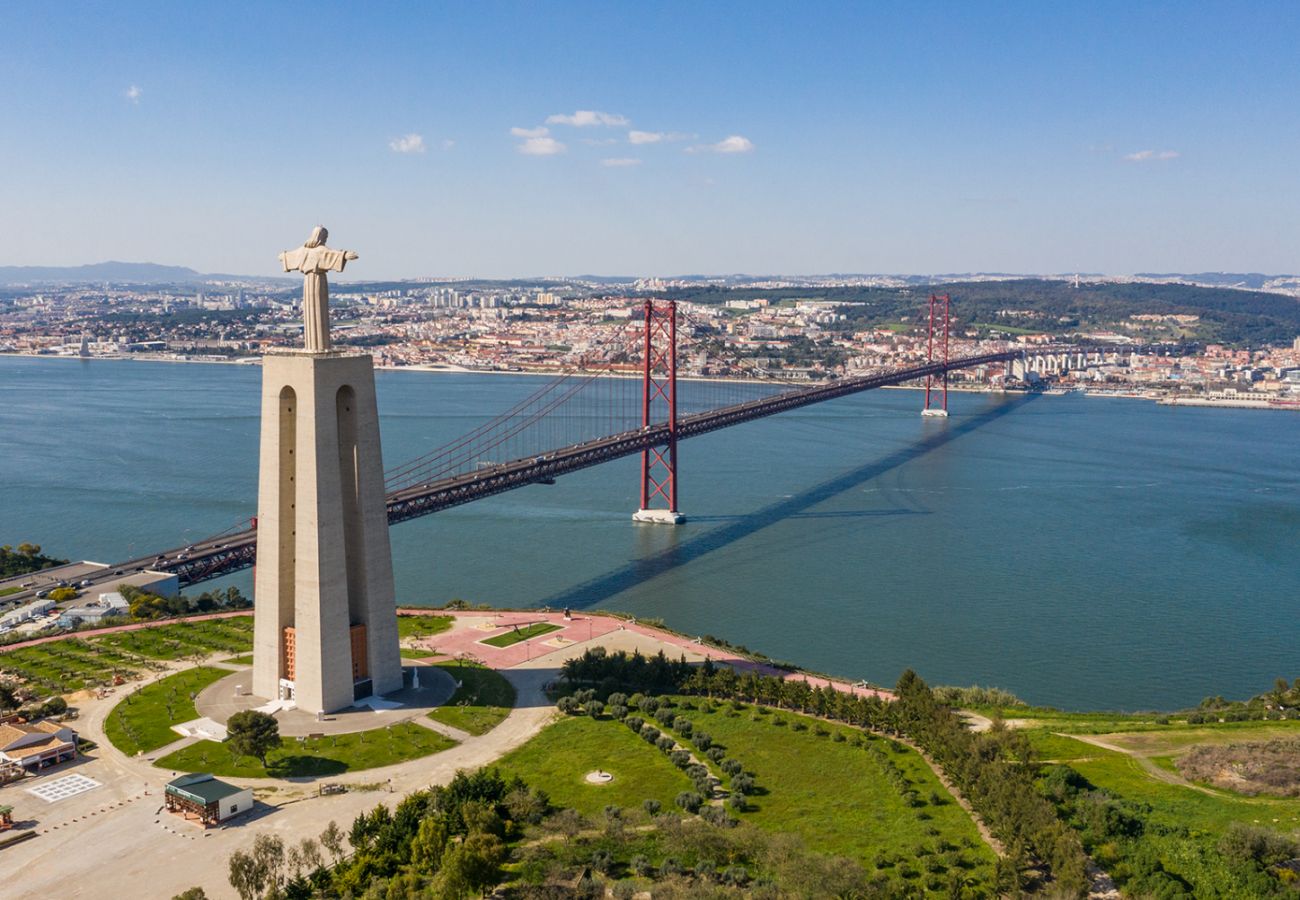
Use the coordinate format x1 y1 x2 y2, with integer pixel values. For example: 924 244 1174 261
3 2 1299 277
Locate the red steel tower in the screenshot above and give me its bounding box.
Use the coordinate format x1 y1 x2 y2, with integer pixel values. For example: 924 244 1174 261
921 293 951 417
633 299 683 524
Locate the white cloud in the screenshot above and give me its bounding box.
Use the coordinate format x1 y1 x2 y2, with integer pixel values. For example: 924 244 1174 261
518 136 566 156
511 125 549 138
600 157 642 167
441 139 456 150
628 130 693 145
389 133 427 154
687 134 755 154
125 84 142 104
1124 149 1180 162
580 137 620 146
546 110 629 127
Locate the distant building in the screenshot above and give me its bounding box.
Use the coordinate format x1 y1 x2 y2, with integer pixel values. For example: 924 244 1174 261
0 719 78 773
164 773 253 826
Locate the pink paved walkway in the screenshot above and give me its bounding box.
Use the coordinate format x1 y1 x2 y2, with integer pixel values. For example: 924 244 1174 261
398 608 893 701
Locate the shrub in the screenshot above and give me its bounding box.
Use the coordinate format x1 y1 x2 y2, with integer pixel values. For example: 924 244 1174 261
642 799 661 817
556 696 580 715
639 696 659 713
672 716 693 736
656 735 675 752
631 855 653 877
727 793 747 812
721 759 743 777
706 747 725 763
624 715 644 732
607 692 627 708
669 750 691 768
584 699 605 718
693 732 712 751
731 773 755 795
607 704 628 720
675 792 703 814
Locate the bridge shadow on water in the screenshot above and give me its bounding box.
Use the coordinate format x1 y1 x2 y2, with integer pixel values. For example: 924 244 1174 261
541 393 1037 610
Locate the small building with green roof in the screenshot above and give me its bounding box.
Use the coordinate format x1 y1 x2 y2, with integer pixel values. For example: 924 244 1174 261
164 773 253 826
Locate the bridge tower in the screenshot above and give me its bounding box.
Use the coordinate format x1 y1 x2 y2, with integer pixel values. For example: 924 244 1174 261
633 299 684 524
921 293 951 417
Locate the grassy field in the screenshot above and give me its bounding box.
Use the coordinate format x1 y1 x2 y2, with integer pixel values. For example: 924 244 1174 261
222 654 253 666
427 663 516 735
0 638 150 693
92 617 253 660
0 617 255 696
400 647 442 659
396 613 454 640
672 702 996 868
156 722 457 778
1027 717 1300 896
495 715 693 814
482 622 560 648
103 666 229 756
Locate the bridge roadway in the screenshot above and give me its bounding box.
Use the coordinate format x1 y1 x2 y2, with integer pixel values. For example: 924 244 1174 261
5 346 1070 604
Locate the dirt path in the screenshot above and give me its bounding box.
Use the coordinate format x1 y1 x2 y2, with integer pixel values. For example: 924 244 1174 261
1062 733 1226 797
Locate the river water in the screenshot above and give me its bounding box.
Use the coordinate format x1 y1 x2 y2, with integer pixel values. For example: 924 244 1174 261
2 355 1297 710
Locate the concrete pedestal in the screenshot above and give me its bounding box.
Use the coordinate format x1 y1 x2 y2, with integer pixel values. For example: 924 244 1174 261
920 408 949 418
251 351 402 714
632 508 686 525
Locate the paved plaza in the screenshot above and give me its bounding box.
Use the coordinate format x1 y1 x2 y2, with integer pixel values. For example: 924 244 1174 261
193 664 457 737
26 774 101 804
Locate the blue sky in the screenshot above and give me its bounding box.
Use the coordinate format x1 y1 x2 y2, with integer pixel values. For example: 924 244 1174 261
2 2 1297 278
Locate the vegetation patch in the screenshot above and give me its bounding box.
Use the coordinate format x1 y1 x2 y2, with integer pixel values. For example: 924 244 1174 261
481 622 560 648
156 721 457 778
495 715 693 814
1177 740 1300 797
92 616 253 660
396 613 454 641
427 663 516 735
103 665 228 755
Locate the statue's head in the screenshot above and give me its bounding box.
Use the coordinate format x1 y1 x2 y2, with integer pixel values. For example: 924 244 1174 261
304 226 328 248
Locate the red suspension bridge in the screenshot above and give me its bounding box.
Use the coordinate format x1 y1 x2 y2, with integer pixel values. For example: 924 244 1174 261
35 296 1107 595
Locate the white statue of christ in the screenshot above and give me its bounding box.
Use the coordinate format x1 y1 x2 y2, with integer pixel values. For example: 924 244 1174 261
278 226 358 352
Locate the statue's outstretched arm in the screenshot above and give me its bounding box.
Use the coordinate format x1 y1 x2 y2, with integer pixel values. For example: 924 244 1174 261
345 250 359 261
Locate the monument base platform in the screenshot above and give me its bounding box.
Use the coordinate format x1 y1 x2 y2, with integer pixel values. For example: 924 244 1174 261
920 408 949 418
633 508 686 525
195 665 456 737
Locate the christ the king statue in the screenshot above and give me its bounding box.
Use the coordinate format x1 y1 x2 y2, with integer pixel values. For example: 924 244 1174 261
278 225 358 352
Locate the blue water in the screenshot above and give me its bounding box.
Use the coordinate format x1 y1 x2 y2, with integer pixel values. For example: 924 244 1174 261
2 355 1297 711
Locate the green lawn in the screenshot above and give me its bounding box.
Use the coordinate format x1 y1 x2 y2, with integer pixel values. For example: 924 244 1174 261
482 622 560 648
92 617 253 660
0 586 21 597
400 647 442 659
673 702 996 868
427 663 516 735
156 721 457 778
1023 729 1122 761
495 715 693 814
222 654 253 666
0 639 148 693
396 613 454 640
103 666 229 755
